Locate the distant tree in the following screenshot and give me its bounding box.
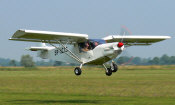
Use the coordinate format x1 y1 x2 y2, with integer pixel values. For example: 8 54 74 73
20 55 35 67
9 60 16 66
169 56 175 65
0 58 11 66
160 54 170 65
116 56 130 65
114 55 175 65
132 57 141 65
152 57 160 65
69 63 77 66
53 61 63 66
141 58 150 65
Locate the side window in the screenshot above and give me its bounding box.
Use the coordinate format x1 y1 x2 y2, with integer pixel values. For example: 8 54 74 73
90 41 99 49
78 42 91 52
78 41 99 52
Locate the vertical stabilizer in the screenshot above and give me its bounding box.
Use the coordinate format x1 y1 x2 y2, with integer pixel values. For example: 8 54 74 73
40 43 47 47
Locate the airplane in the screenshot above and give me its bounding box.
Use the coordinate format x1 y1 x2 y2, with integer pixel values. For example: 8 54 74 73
9 29 171 76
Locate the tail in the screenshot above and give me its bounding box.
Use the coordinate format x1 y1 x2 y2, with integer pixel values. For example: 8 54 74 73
40 43 47 47
26 43 51 59
26 43 50 51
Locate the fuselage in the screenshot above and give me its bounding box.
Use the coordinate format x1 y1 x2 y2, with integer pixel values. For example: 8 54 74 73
36 40 124 65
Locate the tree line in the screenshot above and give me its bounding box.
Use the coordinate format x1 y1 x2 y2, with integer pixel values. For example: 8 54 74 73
0 54 175 67
115 54 175 65
0 55 75 67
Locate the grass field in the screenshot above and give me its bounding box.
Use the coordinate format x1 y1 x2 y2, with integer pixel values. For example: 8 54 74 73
0 66 175 105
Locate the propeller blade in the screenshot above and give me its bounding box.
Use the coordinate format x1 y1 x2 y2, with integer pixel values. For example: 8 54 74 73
120 25 132 42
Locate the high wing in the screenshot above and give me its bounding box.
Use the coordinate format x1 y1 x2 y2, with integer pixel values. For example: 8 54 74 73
103 35 171 46
9 29 88 44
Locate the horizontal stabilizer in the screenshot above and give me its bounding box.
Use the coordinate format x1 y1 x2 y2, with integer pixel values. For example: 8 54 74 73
26 46 54 51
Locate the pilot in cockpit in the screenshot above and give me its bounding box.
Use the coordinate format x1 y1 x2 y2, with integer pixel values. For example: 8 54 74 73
94 41 98 47
82 42 90 52
79 40 99 52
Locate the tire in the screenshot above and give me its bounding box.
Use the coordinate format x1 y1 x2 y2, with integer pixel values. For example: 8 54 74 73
74 67 82 76
111 63 118 72
106 68 112 76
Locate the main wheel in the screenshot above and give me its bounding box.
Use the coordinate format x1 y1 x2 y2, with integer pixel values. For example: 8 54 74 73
106 68 112 76
111 63 118 72
74 67 82 76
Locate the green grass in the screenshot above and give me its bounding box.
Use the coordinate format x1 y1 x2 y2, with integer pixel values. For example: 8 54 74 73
0 66 175 105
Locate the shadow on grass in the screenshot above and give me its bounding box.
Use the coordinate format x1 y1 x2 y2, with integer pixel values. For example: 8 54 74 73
8 99 102 104
8 98 135 105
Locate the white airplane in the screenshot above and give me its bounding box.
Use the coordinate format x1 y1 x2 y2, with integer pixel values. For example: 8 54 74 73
9 29 171 76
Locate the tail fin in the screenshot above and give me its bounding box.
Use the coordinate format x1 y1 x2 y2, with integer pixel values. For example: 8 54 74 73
26 43 52 59
40 43 47 47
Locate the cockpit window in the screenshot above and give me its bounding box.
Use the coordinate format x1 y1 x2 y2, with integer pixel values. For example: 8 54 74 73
90 41 99 49
81 42 90 52
78 40 100 52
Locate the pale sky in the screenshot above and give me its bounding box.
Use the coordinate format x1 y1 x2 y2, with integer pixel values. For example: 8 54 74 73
0 0 174 61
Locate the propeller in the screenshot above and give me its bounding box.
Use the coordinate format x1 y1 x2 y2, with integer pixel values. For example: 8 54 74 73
118 25 133 48
117 26 128 48
120 25 132 35
117 25 135 65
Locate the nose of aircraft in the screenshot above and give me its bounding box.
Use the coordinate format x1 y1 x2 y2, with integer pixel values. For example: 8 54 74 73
117 42 124 48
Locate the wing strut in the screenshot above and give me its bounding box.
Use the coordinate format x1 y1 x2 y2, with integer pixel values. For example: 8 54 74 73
47 40 83 63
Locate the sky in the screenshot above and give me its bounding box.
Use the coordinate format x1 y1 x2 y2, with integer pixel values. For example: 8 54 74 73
0 0 175 61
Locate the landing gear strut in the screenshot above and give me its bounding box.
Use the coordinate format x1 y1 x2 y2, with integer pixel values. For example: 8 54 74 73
103 64 112 76
110 61 118 72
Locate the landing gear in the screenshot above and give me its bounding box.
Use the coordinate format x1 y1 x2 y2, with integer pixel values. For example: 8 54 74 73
103 61 118 76
106 68 112 76
103 64 112 76
110 62 118 72
74 67 82 76
74 64 83 76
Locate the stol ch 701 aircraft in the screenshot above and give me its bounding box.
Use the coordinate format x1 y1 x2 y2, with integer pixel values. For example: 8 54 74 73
9 29 171 76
